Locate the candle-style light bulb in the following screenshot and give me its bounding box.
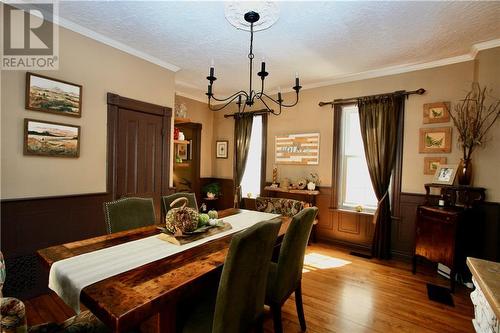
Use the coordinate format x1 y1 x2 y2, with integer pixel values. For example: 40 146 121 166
295 72 300 87
261 57 266 72
209 59 215 77
277 86 282 102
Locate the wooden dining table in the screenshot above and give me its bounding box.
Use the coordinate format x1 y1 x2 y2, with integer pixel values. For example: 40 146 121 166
37 208 290 333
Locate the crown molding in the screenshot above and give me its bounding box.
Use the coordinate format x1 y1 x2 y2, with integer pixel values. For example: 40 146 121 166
175 91 208 104
176 38 500 98
58 16 181 72
10 3 181 73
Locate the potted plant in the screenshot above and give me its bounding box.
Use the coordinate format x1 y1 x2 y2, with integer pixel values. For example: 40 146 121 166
202 182 221 199
449 83 500 185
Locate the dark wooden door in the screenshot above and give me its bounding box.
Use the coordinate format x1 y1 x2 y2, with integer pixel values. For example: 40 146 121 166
107 93 172 223
116 109 163 218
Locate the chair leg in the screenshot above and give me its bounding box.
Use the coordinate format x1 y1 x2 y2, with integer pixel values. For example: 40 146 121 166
295 283 307 331
271 304 283 333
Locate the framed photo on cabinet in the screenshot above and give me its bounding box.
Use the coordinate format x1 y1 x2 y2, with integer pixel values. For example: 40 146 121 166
432 164 458 185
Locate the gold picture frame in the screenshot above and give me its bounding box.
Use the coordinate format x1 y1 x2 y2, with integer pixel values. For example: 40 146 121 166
432 164 459 185
419 127 452 153
423 102 450 124
424 157 447 175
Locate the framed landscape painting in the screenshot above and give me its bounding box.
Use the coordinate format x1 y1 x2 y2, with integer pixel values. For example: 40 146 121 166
424 157 447 175
24 119 80 157
26 72 82 117
423 102 450 124
419 127 452 153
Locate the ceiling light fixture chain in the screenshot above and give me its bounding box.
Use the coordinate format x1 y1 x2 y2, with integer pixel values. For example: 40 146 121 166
206 10 301 115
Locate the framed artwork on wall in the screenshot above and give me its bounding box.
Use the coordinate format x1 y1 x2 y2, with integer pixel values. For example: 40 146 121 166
275 133 320 165
423 102 450 124
26 72 82 118
424 157 447 175
24 118 81 158
419 127 452 153
216 140 228 159
432 164 459 185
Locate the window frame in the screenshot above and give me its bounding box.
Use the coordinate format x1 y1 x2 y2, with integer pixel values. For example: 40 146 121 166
337 104 377 211
234 113 268 200
331 103 404 218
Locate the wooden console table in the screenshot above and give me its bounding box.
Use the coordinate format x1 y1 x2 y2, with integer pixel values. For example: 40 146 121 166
263 186 320 205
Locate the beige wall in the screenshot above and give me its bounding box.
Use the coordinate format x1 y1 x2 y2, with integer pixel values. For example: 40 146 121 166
174 95 214 177
1 25 175 199
211 47 500 202
473 47 500 201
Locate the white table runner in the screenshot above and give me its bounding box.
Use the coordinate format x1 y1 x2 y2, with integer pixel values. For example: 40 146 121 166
48 210 280 312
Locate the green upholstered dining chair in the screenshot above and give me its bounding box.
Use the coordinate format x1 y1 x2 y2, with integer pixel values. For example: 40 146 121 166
265 207 318 333
162 192 198 215
255 197 305 217
179 218 282 333
103 197 156 234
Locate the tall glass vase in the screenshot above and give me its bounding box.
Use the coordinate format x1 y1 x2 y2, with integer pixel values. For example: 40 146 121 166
457 158 473 186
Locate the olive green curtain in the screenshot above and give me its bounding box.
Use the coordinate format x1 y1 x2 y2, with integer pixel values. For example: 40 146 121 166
358 95 403 259
233 113 254 208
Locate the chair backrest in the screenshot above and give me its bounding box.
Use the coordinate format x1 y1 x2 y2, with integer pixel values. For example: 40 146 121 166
271 207 318 303
212 218 282 333
255 197 305 217
162 192 198 215
103 197 155 234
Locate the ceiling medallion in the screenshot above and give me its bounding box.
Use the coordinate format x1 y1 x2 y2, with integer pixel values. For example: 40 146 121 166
224 2 280 32
207 5 301 115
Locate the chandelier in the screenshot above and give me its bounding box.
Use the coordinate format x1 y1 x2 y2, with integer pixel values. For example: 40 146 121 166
206 11 302 115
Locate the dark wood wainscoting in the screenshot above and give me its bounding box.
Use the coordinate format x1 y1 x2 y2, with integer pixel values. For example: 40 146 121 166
1 192 112 299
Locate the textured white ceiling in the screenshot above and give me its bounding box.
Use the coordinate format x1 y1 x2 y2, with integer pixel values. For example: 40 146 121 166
53 1 500 100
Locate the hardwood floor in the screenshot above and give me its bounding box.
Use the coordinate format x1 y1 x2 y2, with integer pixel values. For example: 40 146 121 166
24 243 474 333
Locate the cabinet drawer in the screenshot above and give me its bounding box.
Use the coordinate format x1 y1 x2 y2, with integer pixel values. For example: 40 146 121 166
418 208 458 224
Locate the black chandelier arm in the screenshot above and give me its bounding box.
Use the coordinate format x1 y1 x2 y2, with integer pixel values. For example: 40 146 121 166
260 90 300 108
209 90 248 103
208 93 247 112
256 94 281 116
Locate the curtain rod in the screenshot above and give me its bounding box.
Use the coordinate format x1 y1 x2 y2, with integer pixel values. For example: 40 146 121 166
223 109 272 118
318 88 426 107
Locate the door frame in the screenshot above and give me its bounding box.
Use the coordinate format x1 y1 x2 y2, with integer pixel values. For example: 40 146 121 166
106 93 172 201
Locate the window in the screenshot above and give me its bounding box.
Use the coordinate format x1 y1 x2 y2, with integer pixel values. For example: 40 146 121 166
240 115 264 198
338 105 377 210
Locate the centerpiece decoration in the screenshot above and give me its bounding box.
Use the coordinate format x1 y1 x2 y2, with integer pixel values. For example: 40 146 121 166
449 83 500 185
165 197 199 235
160 198 230 245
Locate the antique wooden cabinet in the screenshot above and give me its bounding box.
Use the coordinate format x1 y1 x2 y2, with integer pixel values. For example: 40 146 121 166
412 184 486 292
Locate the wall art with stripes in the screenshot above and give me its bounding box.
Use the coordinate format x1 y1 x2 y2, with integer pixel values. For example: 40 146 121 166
275 133 320 165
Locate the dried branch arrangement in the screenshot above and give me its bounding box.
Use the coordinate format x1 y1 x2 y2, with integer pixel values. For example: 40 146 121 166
450 83 500 160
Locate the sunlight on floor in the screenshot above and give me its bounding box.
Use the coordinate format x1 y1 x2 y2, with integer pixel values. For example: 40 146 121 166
302 252 352 273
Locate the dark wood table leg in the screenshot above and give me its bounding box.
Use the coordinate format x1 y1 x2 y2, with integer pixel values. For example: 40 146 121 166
140 303 177 333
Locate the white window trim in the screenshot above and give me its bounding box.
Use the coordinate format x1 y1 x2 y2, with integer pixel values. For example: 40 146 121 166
338 104 377 213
